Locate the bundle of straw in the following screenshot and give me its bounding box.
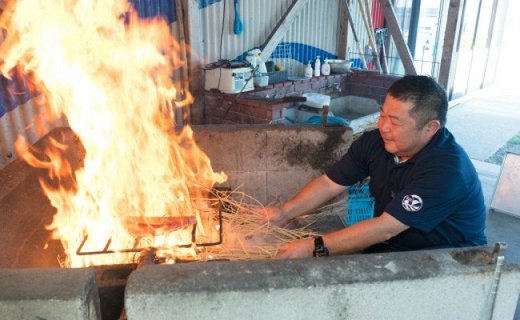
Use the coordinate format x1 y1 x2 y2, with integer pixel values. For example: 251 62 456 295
198 188 347 261
135 187 347 263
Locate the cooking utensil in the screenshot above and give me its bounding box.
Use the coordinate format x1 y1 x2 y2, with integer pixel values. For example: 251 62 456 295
124 216 197 237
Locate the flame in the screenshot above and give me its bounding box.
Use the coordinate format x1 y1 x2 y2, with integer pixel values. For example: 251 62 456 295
1 0 226 267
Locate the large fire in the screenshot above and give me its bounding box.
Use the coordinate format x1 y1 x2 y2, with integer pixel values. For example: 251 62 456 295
0 0 227 267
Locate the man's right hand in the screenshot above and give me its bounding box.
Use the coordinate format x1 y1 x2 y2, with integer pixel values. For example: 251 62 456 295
252 175 346 228
260 205 288 227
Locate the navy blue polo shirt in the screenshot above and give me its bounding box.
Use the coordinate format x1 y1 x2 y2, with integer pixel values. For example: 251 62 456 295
326 128 487 251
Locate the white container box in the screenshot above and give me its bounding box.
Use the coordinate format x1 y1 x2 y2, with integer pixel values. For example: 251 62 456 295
204 67 254 94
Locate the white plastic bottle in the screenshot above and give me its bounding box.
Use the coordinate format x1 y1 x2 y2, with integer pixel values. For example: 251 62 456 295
304 61 313 78
257 58 267 74
314 56 321 77
246 49 260 68
246 53 257 68
321 59 330 76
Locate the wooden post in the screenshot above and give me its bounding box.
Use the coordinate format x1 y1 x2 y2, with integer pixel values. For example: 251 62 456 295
182 0 205 124
322 105 329 126
379 0 417 75
260 0 310 61
438 0 464 95
175 0 191 124
336 0 349 60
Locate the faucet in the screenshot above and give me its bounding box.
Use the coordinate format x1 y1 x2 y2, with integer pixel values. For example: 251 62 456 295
327 83 341 92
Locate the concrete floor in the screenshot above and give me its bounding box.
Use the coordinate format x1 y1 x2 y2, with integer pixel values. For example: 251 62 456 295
446 85 520 319
447 85 520 265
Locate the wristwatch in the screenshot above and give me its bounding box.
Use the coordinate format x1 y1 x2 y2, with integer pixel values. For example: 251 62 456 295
313 236 329 257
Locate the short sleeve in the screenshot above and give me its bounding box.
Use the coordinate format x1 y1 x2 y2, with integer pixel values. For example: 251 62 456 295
326 132 373 186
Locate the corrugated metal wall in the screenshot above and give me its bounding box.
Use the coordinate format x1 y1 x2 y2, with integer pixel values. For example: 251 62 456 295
0 97 67 170
197 0 387 75
199 0 342 76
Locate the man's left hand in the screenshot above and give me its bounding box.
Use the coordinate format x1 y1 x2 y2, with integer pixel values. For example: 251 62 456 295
274 238 314 259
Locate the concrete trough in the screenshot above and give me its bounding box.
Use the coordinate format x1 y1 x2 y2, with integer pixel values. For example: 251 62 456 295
0 124 353 318
125 247 520 320
2 125 519 319
0 125 353 269
0 268 101 320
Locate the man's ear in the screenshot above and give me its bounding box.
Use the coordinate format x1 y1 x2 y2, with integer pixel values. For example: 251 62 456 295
426 120 441 134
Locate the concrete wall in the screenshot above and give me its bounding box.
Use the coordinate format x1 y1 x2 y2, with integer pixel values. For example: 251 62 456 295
0 268 101 320
192 124 353 204
125 247 520 320
0 124 353 318
0 125 352 269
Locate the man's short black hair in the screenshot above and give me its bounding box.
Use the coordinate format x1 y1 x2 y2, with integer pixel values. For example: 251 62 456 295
387 75 448 128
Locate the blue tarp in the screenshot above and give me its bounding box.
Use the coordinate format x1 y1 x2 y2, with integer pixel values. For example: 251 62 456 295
0 74 33 118
199 0 221 9
236 42 337 66
129 0 177 23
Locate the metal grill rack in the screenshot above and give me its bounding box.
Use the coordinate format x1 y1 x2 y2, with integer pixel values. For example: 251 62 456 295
76 206 223 256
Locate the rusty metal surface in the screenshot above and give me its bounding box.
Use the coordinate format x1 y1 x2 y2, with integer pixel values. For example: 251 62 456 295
0 127 82 268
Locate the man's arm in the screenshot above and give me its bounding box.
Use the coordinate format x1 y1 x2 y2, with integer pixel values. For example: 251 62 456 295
265 174 347 225
275 212 409 259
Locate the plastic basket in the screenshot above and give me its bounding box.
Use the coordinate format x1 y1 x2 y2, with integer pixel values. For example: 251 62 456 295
344 184 374 225
267 70 288 85
346 198 375 225
348 184 371 199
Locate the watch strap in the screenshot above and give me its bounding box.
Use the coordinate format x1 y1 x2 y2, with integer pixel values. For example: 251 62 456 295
313 236 329 257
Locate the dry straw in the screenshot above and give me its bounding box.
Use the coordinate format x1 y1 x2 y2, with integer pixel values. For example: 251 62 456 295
194 187 347 261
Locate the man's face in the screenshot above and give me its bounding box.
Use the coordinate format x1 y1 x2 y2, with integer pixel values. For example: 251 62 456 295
378 95 437 161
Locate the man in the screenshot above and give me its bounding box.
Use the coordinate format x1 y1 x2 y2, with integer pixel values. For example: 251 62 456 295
264 75 487 259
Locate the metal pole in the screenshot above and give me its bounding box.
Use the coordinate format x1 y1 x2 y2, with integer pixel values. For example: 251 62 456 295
344 0 368 69
359 0 383 72
487 242 507 320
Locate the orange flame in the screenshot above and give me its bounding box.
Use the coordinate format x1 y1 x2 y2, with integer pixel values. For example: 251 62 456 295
1 0 226 267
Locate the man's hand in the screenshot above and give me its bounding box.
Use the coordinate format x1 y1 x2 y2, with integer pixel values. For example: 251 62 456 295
274 238 314 259
254 174 347 228
250 205 288 226
262 205 289 226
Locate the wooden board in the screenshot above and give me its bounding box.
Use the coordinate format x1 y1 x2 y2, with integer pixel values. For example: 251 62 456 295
379 0 417 75
490 152 520 217
260 0 310 61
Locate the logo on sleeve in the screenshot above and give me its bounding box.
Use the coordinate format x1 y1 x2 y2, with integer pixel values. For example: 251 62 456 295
402 195 423 212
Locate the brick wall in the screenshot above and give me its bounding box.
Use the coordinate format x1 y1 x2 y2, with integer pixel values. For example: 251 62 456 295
345 71 400 105
199 71 400 125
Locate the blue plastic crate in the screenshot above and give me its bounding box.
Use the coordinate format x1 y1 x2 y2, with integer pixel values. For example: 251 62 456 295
346 198 375 225
348 184 371 199
345 184 374 225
